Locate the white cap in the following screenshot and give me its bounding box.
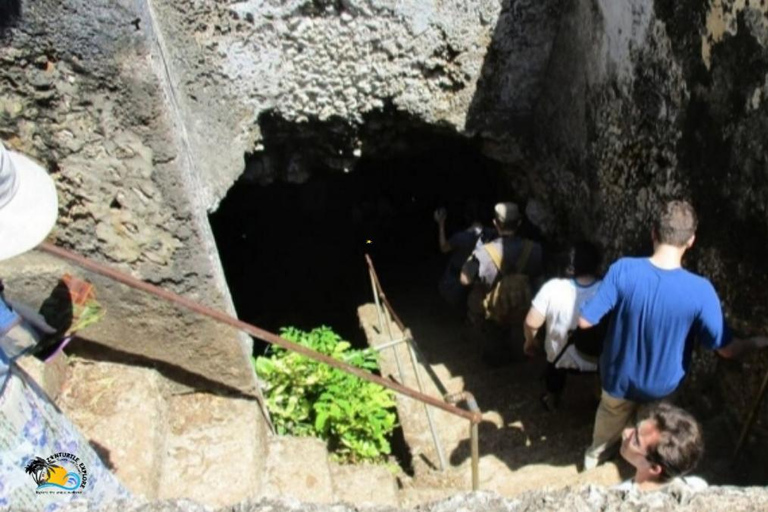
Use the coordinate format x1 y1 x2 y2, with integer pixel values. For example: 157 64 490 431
494 202 520 224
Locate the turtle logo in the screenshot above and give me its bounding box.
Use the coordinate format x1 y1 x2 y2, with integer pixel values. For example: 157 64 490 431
25 453 87 493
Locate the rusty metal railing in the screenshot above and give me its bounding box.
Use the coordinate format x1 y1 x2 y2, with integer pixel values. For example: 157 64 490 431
445 391 481 491
39 242 482 489
365 255 446 471
364 254 481 486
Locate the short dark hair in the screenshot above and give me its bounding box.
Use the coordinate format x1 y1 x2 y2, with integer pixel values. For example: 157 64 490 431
569 241 602 277
642 403 704 482
653 200 698 247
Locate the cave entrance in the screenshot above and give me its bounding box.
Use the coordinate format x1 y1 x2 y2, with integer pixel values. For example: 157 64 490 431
209 113 509 351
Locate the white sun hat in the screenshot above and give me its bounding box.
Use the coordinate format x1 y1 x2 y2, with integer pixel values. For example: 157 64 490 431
0 141 58 261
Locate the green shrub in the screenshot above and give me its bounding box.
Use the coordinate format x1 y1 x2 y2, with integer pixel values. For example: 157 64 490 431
254 326 397 463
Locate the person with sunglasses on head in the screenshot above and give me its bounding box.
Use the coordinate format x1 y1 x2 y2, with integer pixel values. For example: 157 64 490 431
613 402 707 492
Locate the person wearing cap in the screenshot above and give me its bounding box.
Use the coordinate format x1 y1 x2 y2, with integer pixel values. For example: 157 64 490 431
460 202 543 287
460 202 543 363
0 141 129 508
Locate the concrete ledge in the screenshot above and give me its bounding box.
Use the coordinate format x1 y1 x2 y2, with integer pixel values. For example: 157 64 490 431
262 436 335 504
58 359 167 498
159 392 265 506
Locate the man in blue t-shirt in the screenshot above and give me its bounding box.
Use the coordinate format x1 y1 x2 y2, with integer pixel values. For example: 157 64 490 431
578 200 768 470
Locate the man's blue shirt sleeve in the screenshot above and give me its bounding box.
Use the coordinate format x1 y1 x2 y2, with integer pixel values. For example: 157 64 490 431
581 260 620 324
695 280 731 350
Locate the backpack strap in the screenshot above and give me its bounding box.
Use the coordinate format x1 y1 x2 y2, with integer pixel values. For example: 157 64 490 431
483 239 534 275
551 331 576 367
484 242 503 272
515 240 534 273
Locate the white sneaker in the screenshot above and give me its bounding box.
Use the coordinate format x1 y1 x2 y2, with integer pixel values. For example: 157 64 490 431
582 454 599 472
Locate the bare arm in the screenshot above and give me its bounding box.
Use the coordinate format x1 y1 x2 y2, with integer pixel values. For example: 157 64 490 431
460 257 479 286
717 335 768 359
434 208 451 253
523 308 545 357
438 222 451 253
578 316 593 329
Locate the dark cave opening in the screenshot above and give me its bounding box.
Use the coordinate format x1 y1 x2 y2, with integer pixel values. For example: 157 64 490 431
209 114 519 475
209 115 512 352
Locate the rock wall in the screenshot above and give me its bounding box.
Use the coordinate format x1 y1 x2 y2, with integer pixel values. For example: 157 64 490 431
146 0 561 201
0 0 257 391
0 0 267 501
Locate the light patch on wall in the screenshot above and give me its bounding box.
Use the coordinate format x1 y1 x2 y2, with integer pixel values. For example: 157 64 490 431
702 0 768 69
749 84 763 111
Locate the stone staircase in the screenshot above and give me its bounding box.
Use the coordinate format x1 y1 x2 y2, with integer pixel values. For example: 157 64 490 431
22 353 401 508
14 297 754 510
357 300 625 504
15 302 622 510
51 356 266 507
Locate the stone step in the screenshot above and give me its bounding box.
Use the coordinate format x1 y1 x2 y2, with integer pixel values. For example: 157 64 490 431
402 449 623 502
261 436 336 504
408 337 487 379
158 392 266 506
397 486 458 508
57 358 167 498
329 461 399 507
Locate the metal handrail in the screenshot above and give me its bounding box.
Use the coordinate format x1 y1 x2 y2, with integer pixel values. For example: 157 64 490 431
365 255 408 331
445 392 480 491
364 255 446 470
38 242 482 429
364 254 481 484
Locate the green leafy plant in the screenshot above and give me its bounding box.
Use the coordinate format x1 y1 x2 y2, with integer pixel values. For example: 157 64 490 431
254 326 397 463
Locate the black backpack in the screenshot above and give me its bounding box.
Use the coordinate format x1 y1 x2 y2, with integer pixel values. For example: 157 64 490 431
552 316 609 367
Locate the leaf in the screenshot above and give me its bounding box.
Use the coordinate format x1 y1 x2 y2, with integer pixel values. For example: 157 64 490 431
254 357 275 375
315 411 329 432
334 341 351 353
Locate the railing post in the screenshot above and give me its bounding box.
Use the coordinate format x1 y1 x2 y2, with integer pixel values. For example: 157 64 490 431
368 267 386 333
445 391 481 491
471 420 479 491
381 297 406 384
368 267 405 382
404 335 447 471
